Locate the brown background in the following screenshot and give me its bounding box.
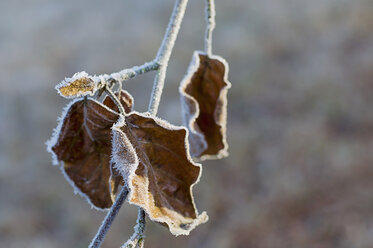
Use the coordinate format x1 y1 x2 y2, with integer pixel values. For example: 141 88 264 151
1 0 373 247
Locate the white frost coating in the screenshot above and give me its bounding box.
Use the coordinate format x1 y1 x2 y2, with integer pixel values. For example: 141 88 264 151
204 0 216 56
46 97 122 211
111 111 208 236
55 71 98 99
111 116 138 187
179 51 232 161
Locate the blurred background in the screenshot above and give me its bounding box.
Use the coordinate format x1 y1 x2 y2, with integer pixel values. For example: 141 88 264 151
1 0 373 247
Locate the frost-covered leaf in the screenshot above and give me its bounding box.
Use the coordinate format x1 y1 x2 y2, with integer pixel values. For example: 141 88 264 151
46 94 133 210
112 113 208 236
179 51 231 160
56 71 97 99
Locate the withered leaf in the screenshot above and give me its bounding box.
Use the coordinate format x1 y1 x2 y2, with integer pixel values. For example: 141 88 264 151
179 51 231 160
56 71 97 99
47 94 133 210
112 113 208 236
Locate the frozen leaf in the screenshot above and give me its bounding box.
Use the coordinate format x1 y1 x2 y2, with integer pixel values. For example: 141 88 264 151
56 71 97 99
179 51 231 160
46 94 133 210
112 113 208 236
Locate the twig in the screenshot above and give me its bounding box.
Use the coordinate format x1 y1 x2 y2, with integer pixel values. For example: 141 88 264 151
94 61 159 95
204 0 216 56
109 60 160 84
148 0 189 116
89 187 129 248
121 208 146 248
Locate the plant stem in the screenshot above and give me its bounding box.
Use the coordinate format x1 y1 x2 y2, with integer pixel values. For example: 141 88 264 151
89 187 129 248
204 0 216 56
148 0 189 116
136 209 146 247
121 208 146 248
105 86 127 117
109 60 160 83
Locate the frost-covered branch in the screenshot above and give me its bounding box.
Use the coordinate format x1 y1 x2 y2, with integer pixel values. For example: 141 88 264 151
204 0 216 56
95 61 159 92
148 0 189 116
89 187 129 248
121 208 146 248
109 60 160 84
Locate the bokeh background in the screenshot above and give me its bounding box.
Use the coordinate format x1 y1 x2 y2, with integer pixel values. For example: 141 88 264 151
1 0 373 247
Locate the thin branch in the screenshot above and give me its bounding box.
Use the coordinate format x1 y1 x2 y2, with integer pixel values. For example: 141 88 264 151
148 0 189 116
121 208 146 248
89 187 129 248
109 60 160 83
94 61 159 94
204 0 216 56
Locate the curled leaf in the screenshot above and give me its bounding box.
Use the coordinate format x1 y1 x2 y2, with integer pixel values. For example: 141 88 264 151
46 93 133 210
56 71 97 99
179 51 231 160
112 113 208 236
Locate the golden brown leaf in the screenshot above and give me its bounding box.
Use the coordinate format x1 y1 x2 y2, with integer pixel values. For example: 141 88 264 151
56 72 97 98
47 94 133 209
179 51 231 160
112 113 208 236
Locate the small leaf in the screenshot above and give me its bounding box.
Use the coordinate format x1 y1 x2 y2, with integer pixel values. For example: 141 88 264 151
179 51 231 160
112 113 208 236
56 71 97 99
46 93 133 209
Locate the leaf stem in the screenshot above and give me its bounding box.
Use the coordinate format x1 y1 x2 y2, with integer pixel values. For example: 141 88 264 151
89 187 129 248
148 0 189 116
204 0 216 56
105 86 127 117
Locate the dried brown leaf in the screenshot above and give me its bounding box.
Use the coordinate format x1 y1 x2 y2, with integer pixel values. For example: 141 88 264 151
112 113 208 236
179 51 231 160
47 94 133 209
56 72 97 99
